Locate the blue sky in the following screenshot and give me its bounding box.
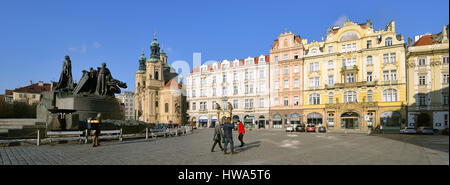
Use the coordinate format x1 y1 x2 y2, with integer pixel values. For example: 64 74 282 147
0 0 448 93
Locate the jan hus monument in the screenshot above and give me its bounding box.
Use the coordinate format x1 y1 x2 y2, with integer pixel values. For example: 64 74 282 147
37 56 127 131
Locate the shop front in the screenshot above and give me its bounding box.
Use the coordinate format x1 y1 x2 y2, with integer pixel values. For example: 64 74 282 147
380 111 401 129
244 115 255 128
210 116 218 127
272 114 282 129
199 116 208 128
307 112 323 125
340 112 360 130
291 113 301 128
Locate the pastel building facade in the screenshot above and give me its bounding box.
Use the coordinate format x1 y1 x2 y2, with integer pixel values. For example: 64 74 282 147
269 32 304 129
187 55 271 128
302 19 407 131
406 25 449 130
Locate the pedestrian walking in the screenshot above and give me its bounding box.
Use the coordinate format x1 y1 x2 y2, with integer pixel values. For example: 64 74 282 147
223 118 237 154
211 122 224 152
238 121 245 147
90 113 102 147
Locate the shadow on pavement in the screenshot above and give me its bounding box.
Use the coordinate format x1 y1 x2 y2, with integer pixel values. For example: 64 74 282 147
235 141 261 153
371 133 449 153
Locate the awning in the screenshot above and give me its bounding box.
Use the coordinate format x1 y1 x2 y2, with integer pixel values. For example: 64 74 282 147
307 112 323 119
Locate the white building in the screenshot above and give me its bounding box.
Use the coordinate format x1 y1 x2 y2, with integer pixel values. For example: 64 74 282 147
187 55 271 128
116 91 136 120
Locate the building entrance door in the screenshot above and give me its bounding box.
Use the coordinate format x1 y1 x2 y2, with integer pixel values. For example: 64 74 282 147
341 112 360 129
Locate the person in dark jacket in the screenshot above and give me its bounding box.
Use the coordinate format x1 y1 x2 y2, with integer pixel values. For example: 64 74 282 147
238 121 245 147
223 118 237 154
90 113 102 147
211 123 224 152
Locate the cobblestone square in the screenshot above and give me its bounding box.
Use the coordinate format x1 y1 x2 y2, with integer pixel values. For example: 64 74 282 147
0 129 448 165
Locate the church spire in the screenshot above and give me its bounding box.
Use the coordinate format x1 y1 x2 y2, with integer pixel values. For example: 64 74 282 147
137 49 146 73
149 32 161 62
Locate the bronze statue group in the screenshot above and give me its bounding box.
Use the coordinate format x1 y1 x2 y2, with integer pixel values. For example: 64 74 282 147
55 55 127 96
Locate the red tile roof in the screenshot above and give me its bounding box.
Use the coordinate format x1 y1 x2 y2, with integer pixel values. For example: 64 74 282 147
413 35 433 46
13 82 56 94
165 79 186 89
5 90 13 95
272 40 279 49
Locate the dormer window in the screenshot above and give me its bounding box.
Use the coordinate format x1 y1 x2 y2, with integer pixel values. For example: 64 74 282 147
385 37 392 46
245 59 254 65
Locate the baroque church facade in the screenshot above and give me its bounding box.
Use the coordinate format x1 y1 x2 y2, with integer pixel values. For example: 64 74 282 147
134 35 187 125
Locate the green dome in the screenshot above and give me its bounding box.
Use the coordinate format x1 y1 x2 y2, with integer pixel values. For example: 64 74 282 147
148 57 159 63
151 38 159 46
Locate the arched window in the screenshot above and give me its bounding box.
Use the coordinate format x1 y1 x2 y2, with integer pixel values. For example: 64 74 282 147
165 103 169 112
383 89 398 102
309 93 320 105
343 91 358 103
385 37 393 46
367 56 373 65
367 90 373 102
328 92 334 104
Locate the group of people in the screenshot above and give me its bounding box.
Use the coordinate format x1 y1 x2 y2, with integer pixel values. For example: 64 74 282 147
211 119 246 154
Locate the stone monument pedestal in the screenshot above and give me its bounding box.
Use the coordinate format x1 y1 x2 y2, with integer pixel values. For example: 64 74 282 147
56 95 122 122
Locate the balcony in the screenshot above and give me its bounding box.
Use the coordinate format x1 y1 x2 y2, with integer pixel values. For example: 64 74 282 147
382 80 398 85
334 81 375 89
341 65 358 71
325 101 378 109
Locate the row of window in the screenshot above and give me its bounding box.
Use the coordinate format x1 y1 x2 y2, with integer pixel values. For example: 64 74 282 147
273 65 300 75
273 53 300 62
191 92 450 111
418 56 449 65
306 37 393 57
193 72 447 94
418 94 449 105
308 89 398 105
200 58 267 72
191 98 266 110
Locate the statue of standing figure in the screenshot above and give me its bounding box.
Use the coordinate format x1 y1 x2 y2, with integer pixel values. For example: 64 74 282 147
54 56 74 91
94 62 127 96
95 62 110 95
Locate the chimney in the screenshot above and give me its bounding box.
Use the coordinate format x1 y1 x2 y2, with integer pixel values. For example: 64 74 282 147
30 80 33 85
38 81 44 86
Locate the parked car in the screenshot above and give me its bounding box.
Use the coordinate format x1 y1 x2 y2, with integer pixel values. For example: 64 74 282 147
306 124 316 132
400 127 417 134
296 125 305 132
417 126 434 135
318 125 326 133
285 126 295 132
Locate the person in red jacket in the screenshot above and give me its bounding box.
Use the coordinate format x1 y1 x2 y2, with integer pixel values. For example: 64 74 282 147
238 121 245 147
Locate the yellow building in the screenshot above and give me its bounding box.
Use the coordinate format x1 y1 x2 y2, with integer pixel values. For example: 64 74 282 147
134 35 187 125
406 25 449 130
12 81 55 105
302 19 407 131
